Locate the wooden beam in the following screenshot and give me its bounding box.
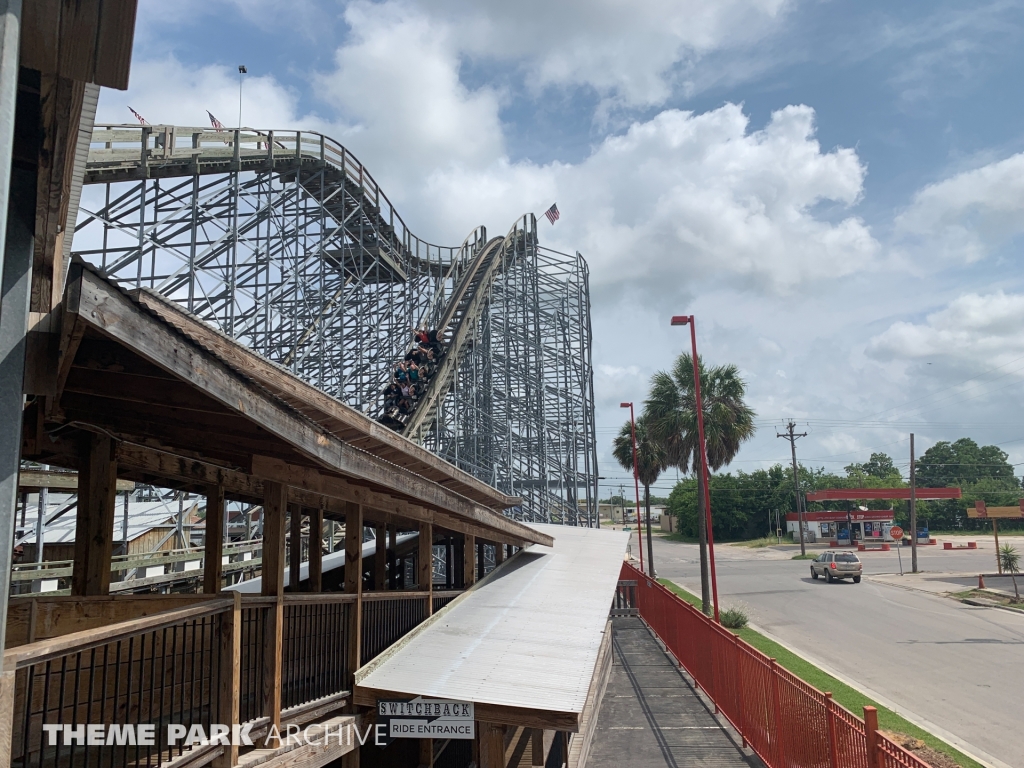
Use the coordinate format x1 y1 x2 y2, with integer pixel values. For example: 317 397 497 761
478 723 505 768
463 534 476 589
17 469 133 492
135 288 519 510
495 543 504 566
203 485 225 594
262 482 287 598
418 522 433 615
71 433 117 596
251 455 547 547
477 542 485 582
532 729 544 766
374 524 387 591
214 592 241 768
308 504 324 593
289 504 302 592
419 739 432 768
344 502 364 681
67 269 533 534
261 481 286 733
388 525 398 589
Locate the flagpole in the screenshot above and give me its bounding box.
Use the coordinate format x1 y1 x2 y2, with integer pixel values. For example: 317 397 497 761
238 65 247 128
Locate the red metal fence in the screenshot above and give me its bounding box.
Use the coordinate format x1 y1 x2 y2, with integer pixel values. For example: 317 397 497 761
621 562 935 768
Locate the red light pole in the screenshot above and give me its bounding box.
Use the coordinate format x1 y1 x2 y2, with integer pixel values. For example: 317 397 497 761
670 315 720 623
620 402 645 575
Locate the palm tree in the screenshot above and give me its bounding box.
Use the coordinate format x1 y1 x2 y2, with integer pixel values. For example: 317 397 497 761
998 544 1020 603
645 353 756 615
613 414 666 577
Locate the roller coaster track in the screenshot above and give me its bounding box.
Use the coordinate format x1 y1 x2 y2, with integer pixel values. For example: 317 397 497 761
74 125 598 525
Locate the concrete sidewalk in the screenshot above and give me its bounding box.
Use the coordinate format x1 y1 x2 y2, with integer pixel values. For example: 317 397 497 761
588 618 763 768
867 570 1021 596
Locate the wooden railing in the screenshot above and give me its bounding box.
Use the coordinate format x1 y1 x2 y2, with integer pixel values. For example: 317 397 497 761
3 587 461 767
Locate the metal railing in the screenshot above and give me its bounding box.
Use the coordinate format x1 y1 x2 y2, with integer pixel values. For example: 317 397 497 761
621 562 935 768
360 593 429 665
6 601 229 768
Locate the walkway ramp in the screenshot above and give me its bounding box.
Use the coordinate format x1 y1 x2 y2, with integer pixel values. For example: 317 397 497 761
589 617 762 768
355 524 629 730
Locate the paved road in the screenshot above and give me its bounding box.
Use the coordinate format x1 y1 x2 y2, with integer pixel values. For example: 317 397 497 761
641 535 1024 768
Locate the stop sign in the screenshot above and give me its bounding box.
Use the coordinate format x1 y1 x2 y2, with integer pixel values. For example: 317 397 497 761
889 526 904 540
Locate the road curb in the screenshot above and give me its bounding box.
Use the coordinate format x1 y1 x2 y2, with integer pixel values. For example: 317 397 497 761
665 578 1014 768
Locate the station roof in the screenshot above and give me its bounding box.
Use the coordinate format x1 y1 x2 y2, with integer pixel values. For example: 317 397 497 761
354 524 630 730
27 262 549 548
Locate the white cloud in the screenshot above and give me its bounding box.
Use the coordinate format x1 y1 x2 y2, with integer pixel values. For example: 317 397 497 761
868 291 1024 372
421 103 877 294
895 152 1024 263
433 0 793 107
313 1 505 185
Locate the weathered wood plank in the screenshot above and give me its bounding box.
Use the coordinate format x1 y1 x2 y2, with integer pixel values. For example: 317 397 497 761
308 505 324 593
214 592 241 768
71 433 117 596
204 485 225 594
344 503 363 683
463 534 476 589
478 723 505 768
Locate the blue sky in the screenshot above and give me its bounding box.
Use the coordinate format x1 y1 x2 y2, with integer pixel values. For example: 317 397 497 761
100 0 1024 496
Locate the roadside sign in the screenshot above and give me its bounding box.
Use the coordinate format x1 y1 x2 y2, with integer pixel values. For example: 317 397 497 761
377 697 475 740
889 526 903 540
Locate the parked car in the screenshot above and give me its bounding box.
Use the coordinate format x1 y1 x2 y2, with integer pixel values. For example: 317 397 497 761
810 551 862 583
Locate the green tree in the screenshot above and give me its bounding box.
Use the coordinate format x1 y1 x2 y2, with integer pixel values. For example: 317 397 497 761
646 353 755 615
844 453 901 483
612 415 666 576
915 439 1020 531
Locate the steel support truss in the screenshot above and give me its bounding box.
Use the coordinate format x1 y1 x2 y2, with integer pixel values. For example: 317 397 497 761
71 125 598 525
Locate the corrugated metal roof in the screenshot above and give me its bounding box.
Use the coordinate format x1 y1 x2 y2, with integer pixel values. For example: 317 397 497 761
356 524 629 715
17 501 187 544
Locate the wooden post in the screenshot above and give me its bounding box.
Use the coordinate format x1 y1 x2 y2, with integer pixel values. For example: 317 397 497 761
495 543 504 566
72 434 117 596
864 706 880 768
531 728 544 766
0 671 15 768
214 592 242 768
418 738 433 768
388 524 398 589
994 519 1002 574
289 504 302 591
478 723 504 768
824 692 840 768
262 481 287 733
344 502 364 680
463 534 476 588
309 504 324 592
419 522 433 616
375 523 387 590
477 542 485 580
204 485 225 593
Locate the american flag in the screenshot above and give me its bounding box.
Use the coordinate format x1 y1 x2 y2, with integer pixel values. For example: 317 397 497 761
543 203 560 225
207 111 226 130
128 106 148 125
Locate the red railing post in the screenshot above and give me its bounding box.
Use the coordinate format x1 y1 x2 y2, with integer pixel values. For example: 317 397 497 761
864 706 880 768
825 692 839 768
732 632 746 747
770 658 786 768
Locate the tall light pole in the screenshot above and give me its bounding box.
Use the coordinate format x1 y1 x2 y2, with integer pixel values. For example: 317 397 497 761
621 402 650 576
237 65 247 128
670 315 719 623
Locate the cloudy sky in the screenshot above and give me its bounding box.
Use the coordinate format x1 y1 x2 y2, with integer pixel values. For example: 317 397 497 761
99 0 1024 497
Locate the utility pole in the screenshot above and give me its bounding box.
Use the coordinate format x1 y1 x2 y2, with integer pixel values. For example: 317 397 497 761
910 433 917 574
778 422 808 556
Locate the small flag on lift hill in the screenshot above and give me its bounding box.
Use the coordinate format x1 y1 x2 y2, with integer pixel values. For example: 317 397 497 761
543 202 560 224
207 110 226 130
128 106 148 125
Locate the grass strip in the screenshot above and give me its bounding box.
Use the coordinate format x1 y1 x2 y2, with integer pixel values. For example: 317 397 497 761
657 579 983 768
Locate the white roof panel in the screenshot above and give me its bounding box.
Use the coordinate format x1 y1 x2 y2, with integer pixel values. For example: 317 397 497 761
357 524 629 716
